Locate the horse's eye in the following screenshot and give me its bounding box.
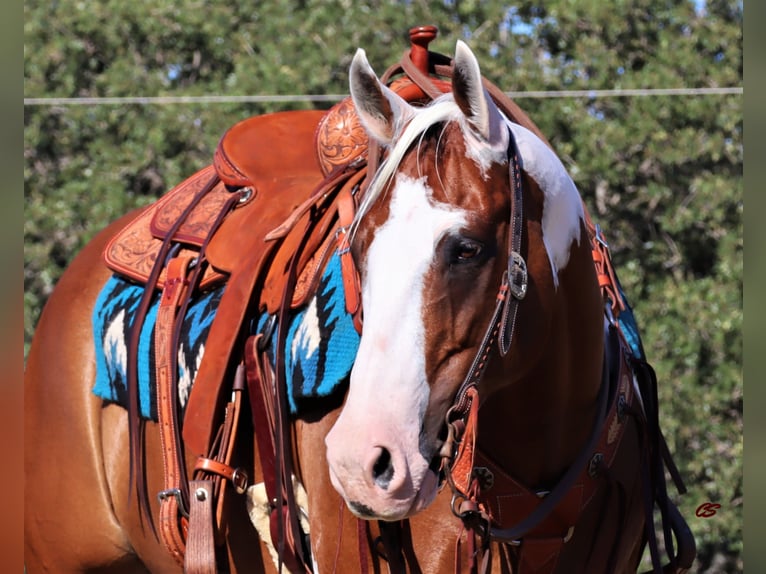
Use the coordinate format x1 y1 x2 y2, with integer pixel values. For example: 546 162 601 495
448 237 484 264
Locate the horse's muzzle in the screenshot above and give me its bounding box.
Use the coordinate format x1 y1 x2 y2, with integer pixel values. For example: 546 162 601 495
325 425 440 521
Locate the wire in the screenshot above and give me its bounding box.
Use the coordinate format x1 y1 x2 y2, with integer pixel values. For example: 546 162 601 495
23 86 742 106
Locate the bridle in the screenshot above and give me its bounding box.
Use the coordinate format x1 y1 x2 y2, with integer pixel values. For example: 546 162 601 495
436 122 528 538
445 125 527 419
436 124 611 549
347 35 693 573
368 108 691 573
438 122 526 453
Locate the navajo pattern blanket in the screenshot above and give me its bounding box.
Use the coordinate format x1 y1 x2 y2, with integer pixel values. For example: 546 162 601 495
92 276 223 420
92 252 360 420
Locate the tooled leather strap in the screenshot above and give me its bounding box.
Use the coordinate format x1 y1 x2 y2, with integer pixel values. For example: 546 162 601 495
155 254 195 565
155 188 246 568
126 172 221 533
336 185 362 332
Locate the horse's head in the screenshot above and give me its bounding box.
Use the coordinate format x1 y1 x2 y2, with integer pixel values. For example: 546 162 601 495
325 41 589 521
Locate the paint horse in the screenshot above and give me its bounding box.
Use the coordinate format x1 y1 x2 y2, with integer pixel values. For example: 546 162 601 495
25 30 695 573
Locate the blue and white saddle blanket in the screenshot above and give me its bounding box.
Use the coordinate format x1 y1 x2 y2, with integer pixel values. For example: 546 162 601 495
615 278 646 361
92 252 361 419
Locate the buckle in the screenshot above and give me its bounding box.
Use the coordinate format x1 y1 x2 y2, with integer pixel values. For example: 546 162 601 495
594 223 610 250
508 251 528 300
255 314 278 350
231 468 249 494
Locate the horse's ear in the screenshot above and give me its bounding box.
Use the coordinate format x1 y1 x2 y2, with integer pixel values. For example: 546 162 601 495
349 49 414 145
452 40 505 144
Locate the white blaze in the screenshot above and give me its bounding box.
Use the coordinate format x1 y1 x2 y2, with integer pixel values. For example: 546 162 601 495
347 173 467 455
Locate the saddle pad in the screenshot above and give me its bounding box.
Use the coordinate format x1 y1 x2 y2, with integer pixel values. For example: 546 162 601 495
92 251 360 420
92 275 224 420
255 251 361 414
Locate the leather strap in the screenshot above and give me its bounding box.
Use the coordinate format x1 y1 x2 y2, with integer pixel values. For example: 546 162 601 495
397 48 452 100
290 167 366 311
245 335 278 499
194 458 248 494
272 196 318 574
185 479 217 574
155 254 195 565
126 172 221 533
244 335 309 574
336 185 362 332
498 129 526 356
444 125 526 431
188 361 249 567
154 186 245 568
265 159 366 242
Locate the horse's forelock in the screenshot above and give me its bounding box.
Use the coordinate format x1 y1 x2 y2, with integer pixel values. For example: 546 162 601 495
351 95 506 239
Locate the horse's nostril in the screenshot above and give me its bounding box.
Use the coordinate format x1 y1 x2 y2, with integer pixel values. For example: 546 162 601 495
372 447 395 489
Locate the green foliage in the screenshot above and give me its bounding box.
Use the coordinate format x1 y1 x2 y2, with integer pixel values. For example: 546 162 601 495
24 1 741 571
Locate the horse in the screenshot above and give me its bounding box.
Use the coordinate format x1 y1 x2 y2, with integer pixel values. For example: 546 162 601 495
25 30 694 573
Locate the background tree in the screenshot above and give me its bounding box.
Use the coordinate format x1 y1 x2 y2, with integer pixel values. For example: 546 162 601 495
24 1 742 571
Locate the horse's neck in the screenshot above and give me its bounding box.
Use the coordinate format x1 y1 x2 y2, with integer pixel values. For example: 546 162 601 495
478 240 604 490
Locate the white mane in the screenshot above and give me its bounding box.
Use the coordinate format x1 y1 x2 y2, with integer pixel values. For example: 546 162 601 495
350 94 585 285
352 95 478 236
